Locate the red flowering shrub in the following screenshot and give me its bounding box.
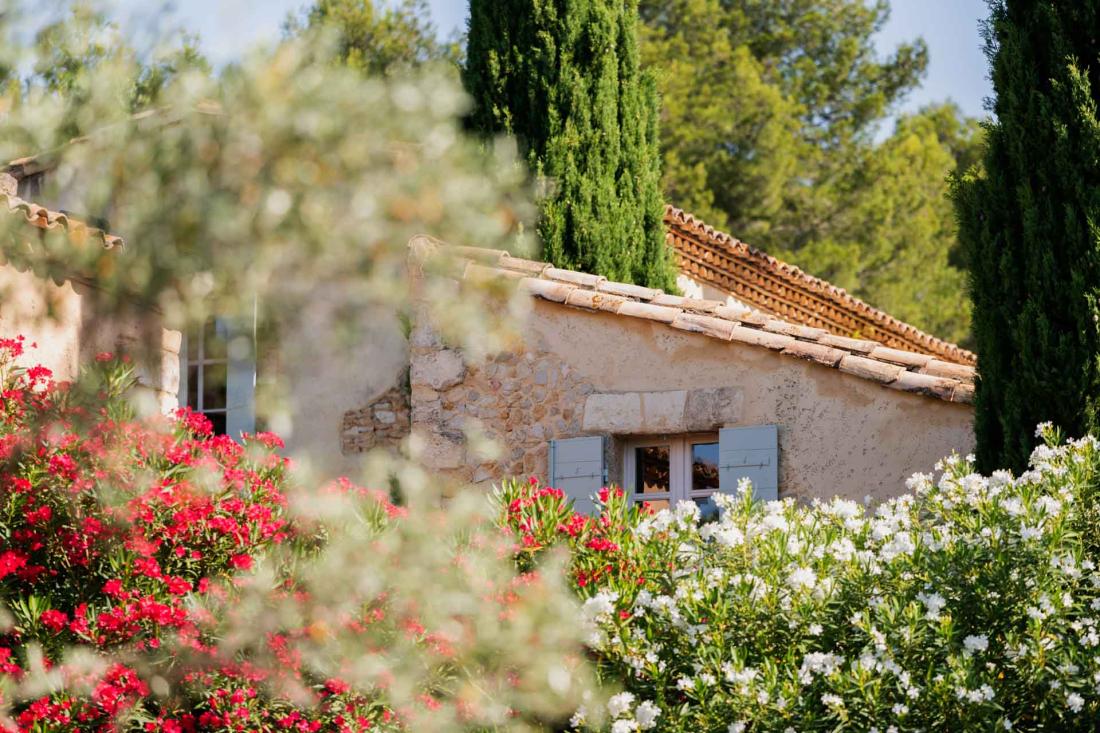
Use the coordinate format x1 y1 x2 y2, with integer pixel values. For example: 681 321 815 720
0 341 591 732
499 479 657 590
0 340 399 731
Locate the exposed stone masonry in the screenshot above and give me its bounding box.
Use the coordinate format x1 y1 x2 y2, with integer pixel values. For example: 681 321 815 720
341 381 411 454
408 321 598 484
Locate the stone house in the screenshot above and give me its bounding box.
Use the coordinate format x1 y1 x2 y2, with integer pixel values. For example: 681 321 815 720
344 234 974 511
0 161 975 510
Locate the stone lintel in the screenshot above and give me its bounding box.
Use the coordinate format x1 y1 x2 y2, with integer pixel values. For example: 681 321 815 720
582 387 742 434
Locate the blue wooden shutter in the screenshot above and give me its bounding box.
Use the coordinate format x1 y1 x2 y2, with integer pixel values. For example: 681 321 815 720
223 317 256 439
549 436 606 515
718 425 778 501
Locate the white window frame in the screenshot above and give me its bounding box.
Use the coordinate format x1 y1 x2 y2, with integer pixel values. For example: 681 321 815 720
177 315 256 438
622 432 720 507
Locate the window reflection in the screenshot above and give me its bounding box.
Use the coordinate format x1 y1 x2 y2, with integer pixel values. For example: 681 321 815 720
692 442 720 493
635 445 670 495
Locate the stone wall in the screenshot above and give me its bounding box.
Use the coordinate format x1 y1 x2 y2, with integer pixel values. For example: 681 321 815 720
341 380 411 454
408 319 598 485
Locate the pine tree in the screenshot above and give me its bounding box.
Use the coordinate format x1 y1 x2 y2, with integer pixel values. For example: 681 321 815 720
463 0 676 290
952 1 1100 473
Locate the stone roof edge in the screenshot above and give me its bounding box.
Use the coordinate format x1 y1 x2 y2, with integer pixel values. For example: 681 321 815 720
408 235 975 405
664 205 977 366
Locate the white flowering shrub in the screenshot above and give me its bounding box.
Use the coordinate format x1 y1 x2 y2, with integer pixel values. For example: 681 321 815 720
498 426 1100 731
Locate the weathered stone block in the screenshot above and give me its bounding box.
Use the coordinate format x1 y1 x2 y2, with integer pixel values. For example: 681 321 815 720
639 390 689 432
417 430 465 470
683 387 743 430
411 384 439 402
582 392 643 433
412 349 466 390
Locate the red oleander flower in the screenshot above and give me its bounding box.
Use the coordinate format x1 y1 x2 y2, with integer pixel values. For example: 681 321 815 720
39 609 69 632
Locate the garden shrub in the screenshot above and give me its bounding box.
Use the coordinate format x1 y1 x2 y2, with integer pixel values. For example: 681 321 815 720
498 428 1100 731
0 340 590 732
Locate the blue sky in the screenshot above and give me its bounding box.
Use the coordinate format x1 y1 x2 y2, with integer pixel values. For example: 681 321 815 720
102 0 993 121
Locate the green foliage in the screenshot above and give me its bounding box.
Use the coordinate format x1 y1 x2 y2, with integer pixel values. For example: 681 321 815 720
29 4 207 110
640 0 928 240
463 0 677 290
0 8 600 724
640 0 979 344
797 104 981 346
952 0 1100 473
500 427 1100 730
285 0 460 76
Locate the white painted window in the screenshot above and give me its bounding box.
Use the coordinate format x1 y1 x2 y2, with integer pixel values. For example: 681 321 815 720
623 433 721 515
177 317 255 437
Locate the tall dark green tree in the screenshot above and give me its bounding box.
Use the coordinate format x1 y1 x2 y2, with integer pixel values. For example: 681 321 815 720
952 1 1100 473
463 0 677 290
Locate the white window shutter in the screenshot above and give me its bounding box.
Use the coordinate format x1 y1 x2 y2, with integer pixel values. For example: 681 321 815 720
719 425 778 502
549 436 606 515
223 317 256 439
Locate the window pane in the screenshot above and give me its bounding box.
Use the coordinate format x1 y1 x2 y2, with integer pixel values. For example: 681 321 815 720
642 497 670 512
186 332 198 361
635 445 670 495
203 319 227 361
694 496 720 521
187 365 199 408
692 442 720 493
205 411 227 436
202 363 227 409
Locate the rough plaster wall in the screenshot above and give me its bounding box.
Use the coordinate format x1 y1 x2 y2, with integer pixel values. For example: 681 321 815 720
527 300 974 503
0 264 82 379
278 298 408 479
0 263 179 412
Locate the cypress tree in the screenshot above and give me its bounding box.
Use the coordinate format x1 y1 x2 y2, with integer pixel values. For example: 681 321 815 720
952 1 1100 473
463 0 676 290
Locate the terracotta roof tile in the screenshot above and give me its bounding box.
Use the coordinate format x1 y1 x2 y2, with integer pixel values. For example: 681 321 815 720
665 205 976 366
729 325 794 351
565 288 628 313
838 354 904 384
617 300 681 324
670 312 738 340
1 194 123 250
817 333 879 354
782 340 846 367
889 371 958 401
920 359 975 381
869 346 934 369
596 280 662 301
413 237 977 405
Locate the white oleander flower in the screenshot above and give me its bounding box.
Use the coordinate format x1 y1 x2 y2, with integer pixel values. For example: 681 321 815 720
787 565 817 591
964 634 989 654
634 700 660 730
607 691 635 718
917 591 947 620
